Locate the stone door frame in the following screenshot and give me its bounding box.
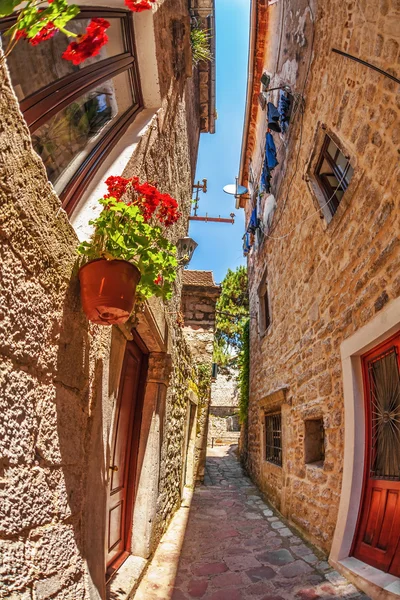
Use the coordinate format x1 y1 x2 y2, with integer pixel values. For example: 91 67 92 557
330 295 400 599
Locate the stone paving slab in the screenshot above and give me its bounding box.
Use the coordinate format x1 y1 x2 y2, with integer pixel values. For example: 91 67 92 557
134 446 371 600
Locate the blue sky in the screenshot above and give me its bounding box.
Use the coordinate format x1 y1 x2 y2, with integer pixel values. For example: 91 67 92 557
188 0 250 284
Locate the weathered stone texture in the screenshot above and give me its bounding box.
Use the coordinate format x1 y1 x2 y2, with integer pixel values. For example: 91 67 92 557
208 370 240 444
0 2 203 596
242 0 400 553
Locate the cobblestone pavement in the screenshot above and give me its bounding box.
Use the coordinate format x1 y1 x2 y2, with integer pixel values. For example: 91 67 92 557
171 446 370 600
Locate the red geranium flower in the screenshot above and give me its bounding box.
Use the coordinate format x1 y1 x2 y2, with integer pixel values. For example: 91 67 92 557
29 21 59 45
154 274 163 286
103 174 181 227
104 175 132 200
125 0 155 12
15 21 58 45
62 18 110 65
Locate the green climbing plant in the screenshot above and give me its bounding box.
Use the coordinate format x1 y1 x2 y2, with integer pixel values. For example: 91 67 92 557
238 319 250 423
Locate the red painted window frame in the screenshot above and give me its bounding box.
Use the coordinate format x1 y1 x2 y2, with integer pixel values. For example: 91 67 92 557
0 7 143 215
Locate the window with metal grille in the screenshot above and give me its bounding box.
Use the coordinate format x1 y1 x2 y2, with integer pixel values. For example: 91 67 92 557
265 413 282 466
315 135 354 217
0 8 142 215
368 347 400 480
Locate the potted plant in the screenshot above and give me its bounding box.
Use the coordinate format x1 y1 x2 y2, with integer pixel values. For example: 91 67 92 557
77 175 181 325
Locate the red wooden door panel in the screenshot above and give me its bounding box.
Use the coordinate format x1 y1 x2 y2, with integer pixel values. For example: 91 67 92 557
106 341 144 571
353 332 400 576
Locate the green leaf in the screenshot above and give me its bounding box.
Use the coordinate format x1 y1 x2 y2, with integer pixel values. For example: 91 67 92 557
0 0 20 18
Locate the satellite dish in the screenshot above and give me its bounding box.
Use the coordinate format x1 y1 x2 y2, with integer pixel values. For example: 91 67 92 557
223 183 248 196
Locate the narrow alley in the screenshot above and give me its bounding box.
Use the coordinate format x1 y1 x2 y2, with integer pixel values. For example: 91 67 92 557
134 446 370 600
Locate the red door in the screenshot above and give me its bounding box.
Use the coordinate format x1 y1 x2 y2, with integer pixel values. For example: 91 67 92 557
106 340 146 575
353 332 400 575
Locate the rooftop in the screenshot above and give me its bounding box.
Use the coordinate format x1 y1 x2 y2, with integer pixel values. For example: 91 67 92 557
182 270 219 287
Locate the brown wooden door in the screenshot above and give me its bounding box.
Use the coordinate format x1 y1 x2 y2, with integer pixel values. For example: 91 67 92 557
353 332 400 575
106 340 145 573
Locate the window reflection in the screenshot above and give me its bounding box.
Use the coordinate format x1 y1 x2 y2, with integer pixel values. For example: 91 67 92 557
2 18 126 100
32 70 133 193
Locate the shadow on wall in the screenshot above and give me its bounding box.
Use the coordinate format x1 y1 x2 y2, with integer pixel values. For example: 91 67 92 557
53 270 107 599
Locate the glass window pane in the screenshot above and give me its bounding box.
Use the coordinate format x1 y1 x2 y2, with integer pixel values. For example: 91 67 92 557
327 175 340 188
335 190 344 202
32 70 134 194
336 152 348 174
2 17 126 101
319 159 333 176
327 139 337 158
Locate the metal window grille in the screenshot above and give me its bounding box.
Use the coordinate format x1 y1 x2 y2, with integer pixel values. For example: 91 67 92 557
265 413 282 466
368 347 400 481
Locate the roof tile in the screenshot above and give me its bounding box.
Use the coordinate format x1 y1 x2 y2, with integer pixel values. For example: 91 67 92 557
182 270 218 287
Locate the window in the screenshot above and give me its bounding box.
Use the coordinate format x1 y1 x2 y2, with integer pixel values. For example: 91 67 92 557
304 419 325 465
265 413 282 466
0 8 142 214
258 276 271 333
315 135 354 217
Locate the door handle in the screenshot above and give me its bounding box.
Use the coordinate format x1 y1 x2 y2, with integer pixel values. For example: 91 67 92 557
109 465 119 472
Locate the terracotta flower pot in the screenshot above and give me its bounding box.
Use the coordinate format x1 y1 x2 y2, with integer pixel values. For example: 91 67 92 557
79 259 141 325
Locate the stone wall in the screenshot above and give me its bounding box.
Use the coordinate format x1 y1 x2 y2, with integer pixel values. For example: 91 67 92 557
0 2 204 597
240 0 400 554
208 369 240 444
181 271 220 480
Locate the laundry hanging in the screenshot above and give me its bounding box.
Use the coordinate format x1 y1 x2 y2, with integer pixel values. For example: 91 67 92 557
266 132 278 170
247 207 258 234
263 194 276 233
267 102 281 133
278 90 291 133
260 160 272 193
242 232 252 256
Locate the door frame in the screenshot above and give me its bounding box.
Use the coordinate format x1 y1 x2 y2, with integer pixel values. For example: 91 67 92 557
106 332 148 581
351 331 400 572
329 296 400 596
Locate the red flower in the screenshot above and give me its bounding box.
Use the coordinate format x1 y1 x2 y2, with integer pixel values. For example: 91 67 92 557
62 18 110 65
103 174 181 227
125 0 155 12
104 175 132 200
29 21 58 46
16 29 27 40
154 274 163 286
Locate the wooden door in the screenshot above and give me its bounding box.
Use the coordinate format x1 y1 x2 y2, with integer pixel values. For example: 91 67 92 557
106 340 145 573
353 332 400 575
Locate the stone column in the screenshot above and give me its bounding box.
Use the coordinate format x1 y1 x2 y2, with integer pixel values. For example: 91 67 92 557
130 352 172 559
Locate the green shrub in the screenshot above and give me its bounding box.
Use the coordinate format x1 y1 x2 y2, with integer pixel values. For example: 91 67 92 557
190 26 212 65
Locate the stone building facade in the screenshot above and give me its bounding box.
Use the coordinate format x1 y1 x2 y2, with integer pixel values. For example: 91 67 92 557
181 270 221 479
208 368 240 446
239 0 400 598
0 2 216 599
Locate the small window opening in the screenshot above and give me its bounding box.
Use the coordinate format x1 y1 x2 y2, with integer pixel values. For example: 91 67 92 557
315 135 353 218
265 413 282 466
304 419 325 466
258 276 271 333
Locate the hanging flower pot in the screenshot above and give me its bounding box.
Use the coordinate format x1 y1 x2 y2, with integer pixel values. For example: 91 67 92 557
77 175 182 325
79 258 141 325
